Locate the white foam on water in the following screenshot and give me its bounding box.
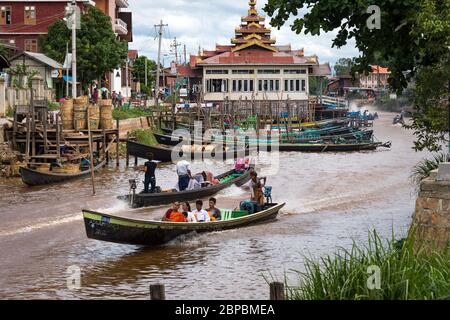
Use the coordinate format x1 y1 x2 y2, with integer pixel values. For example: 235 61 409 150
0 213 81 237
217 184 248 197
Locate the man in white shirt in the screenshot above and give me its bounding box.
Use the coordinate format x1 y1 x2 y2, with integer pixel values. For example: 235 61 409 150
176 160 192 191
191 200 210 222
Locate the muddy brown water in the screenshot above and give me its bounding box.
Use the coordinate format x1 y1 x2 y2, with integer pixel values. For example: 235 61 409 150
0 111 429 299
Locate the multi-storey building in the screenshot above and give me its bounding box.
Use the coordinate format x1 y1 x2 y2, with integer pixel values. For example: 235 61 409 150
0 0 133 95
359 65 390 90
189 0 330 103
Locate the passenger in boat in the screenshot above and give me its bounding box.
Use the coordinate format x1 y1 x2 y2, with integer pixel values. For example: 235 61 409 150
182 202 197 222
169 210 187 223
192 200 210 222
143 152 157 193
248 171 267 206
162 202 181 221
187 177 201 190
208 197 221 221
176 160 192 191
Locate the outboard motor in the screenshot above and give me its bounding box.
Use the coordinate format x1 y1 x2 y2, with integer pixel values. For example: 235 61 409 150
263 186 273 204
240 200 255 214
129 179 137 206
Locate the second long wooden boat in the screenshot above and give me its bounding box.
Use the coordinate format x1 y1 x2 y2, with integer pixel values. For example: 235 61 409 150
120 167 252 207
126 140 252 163
19 159 107 186
277 141 391 152
83 202 285 246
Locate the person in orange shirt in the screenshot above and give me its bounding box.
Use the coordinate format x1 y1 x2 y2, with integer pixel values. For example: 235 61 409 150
162 202 182 221
169 210 187 223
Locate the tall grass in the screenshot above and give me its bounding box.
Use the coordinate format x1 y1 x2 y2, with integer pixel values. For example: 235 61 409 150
287 230 450 300
411 153 450 187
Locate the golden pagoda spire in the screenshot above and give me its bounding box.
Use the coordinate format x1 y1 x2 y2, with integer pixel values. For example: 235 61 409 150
248 0 258 16
231 0 277 52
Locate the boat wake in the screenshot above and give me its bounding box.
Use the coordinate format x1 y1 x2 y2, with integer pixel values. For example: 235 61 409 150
0 213 81 237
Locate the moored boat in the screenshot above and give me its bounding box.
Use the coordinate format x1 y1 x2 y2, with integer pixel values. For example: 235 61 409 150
82 202 285 246
126 140 252 163
19 159 107 186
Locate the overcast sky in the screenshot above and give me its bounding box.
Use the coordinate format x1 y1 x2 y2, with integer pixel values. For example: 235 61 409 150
128 0 360 68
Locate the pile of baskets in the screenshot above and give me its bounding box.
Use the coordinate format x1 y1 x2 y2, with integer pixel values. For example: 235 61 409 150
60 97 114 131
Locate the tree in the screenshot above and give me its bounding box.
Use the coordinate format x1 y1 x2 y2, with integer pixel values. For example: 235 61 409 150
264 0 450 151
40 6 128 91
132 56 157 93
334 58 355 76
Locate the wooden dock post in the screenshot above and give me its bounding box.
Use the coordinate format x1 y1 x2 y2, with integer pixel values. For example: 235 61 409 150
87 111 96 196
150 284 166 300
55 115 60 162
116 118 120 167
125 133 129 167
269 282 285 300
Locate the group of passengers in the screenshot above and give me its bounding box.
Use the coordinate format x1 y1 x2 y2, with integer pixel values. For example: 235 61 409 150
162 197 222 223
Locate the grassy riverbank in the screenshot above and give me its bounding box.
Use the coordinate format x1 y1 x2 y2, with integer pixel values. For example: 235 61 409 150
112 108 153 120
129 128 158 146
286 230 450 300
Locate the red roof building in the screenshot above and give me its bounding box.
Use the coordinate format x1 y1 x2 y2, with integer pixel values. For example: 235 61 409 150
359 65 391 90
185 0 330 102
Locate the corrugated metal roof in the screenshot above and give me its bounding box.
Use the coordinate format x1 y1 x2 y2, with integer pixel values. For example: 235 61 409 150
22 51 63 69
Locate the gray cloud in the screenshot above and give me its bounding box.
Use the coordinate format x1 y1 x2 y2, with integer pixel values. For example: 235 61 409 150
128 0 359 67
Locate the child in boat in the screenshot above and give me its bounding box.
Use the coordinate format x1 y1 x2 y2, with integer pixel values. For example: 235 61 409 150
192 200 210 222
208 197 221 221
162 202 181 221
182 202 197 222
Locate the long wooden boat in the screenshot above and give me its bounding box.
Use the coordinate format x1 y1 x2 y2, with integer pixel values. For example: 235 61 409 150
83 202 285 246
19 159 107 186
154 132 184 146
154 129 373 147
277 141 391 152
126 140 252 163
120 167 252 207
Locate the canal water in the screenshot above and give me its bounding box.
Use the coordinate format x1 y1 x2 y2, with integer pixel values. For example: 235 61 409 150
0 111 429 299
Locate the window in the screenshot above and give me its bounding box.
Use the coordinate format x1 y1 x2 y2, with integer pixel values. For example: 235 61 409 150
284 78 307 92
24 6 36 25
284 69 306 74
206 70 229 74
232 70 254 74
232 79 254 92
24 39 38 52
258 69 280 74
0 6 12 25
0 39 14 46
258 79 280 92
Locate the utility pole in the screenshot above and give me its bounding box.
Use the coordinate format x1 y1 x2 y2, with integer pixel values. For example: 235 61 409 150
171 37 181 65
66 42 69 97
183 44 187 65
125 57 129 98
70 0 77 98
154 20 167 107
145 58 147 87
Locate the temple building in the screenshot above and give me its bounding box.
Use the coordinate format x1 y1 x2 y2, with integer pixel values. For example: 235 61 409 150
188 0 330 103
